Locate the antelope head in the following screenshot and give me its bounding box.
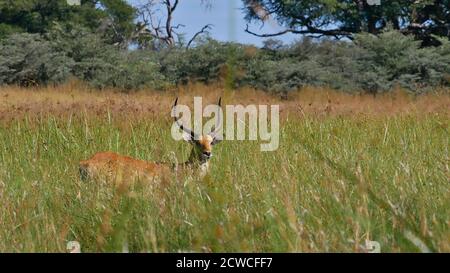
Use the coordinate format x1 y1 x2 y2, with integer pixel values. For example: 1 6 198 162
173 97 223 166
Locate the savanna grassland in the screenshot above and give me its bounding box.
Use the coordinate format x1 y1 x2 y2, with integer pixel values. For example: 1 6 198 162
0 82 448 253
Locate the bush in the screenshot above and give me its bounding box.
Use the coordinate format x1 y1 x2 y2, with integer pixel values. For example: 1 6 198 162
354 30 450 93
0 27 168 90
106 50 168 90
240 39 364 93
49 26 167 90
240 30 450 94
0 28 448 93
159 39 249 85
0 33 72 86
242 58 315 92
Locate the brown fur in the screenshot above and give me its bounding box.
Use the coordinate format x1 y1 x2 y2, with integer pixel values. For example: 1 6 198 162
198 135 213 153
79 151 171 185
79 96 220 185
79 135 216 185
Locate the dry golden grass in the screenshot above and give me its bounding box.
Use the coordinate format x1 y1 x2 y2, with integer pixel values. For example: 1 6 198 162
1 81 448 122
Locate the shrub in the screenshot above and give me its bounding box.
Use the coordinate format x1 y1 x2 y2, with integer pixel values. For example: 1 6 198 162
159 39 247 85
354 30 450 93
50 26 167 90
241 39 364 93
0 33 72 86
241 31 450 94
0 26 169 90
106 50 168 90
0 28 448 94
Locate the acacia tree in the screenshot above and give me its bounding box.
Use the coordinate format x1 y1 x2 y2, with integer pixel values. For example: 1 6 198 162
243 0 450 46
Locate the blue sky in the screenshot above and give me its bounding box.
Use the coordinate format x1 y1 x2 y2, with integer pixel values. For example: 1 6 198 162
129 0 298 46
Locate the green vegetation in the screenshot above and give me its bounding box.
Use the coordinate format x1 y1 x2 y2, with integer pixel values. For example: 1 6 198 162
1 1 450 93
0 0 136 44
242 0 450 46
0 113 448 252
1 29 450 93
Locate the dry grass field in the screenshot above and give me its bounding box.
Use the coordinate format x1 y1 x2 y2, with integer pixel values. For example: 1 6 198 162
1 82 449 121
0 82 448 252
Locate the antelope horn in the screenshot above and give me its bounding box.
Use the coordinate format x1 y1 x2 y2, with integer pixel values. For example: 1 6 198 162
209 97 223 141
173 97 199 140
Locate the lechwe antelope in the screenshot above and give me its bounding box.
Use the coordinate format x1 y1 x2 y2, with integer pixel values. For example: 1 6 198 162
79 98 223 185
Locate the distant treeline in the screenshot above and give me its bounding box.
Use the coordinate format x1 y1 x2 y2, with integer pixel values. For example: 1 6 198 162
1 0 449 94
1 26 450 94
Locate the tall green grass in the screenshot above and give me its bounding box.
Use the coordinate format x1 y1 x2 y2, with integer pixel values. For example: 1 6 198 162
0 114 448 252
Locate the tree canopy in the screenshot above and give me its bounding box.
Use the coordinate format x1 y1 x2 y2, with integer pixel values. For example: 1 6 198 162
0 0 136 45
243 0 450 46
